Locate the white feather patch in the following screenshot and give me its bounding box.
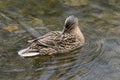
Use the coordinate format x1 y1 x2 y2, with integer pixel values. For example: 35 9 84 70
18 48 39 57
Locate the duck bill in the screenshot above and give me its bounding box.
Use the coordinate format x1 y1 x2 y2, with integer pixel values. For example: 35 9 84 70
62 28 67 35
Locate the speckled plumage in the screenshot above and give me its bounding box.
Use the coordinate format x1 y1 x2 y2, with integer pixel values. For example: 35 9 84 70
18 15 85 57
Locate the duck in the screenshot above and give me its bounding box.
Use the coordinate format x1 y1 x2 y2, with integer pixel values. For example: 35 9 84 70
18 15 85 57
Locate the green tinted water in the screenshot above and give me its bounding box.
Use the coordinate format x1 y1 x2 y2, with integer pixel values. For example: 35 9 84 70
0 0 120 80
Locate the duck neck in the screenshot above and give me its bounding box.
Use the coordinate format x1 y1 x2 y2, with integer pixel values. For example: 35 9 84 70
62 26 81 35
70 26 81 34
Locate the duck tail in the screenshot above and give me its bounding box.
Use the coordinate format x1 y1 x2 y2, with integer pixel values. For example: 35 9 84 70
18 48 39 57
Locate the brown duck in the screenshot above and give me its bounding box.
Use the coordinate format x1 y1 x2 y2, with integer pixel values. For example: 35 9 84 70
18 15 85 57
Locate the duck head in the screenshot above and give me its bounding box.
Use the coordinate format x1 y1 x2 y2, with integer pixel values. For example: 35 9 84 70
62 15 79 34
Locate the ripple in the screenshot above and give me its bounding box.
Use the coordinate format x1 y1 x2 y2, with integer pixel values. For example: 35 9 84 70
0 0 119 80
21 33 105 80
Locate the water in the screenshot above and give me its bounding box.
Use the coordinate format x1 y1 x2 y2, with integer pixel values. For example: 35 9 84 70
0 0 120 80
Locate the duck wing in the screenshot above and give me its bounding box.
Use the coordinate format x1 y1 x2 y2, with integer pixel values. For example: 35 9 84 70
29 31 61 47
18 31 61 57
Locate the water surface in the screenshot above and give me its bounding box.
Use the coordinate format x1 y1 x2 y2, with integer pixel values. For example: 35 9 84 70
0 0 120 80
